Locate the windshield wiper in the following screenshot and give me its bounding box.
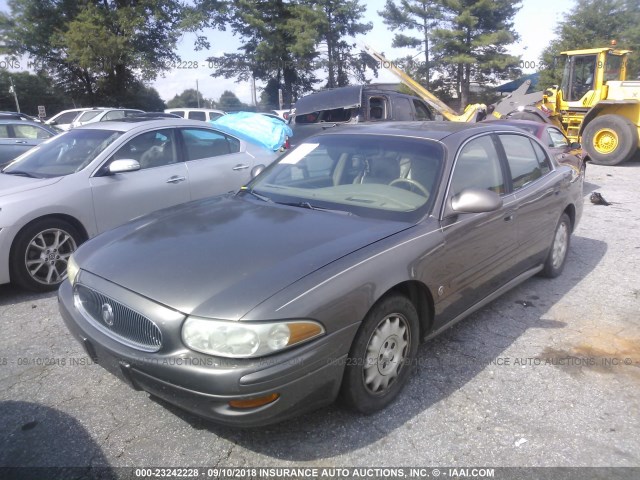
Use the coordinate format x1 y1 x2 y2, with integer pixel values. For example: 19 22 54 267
279 201 353 216
241 188 273 203
2 170 40 178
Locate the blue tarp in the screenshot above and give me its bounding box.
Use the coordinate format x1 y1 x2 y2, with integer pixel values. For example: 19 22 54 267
210 112 293 151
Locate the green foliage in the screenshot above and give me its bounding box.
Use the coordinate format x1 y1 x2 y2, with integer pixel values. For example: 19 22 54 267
538 0 640 88
218 90 249 110
206 0 320 106
0 0 188 105
167 89 208 108
431 0 521 109
0 71 71 116
310 0 373 88
379 0 443 88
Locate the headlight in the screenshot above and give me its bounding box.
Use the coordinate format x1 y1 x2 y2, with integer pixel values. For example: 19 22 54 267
182 318 324 358
66 255 79 286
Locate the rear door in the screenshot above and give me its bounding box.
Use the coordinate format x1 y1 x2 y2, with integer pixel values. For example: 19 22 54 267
178 127 254 200
497 133 565 267
434 133 519 322
90 128 190 233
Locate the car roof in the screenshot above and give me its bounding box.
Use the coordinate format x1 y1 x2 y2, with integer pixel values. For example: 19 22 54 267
486 119 547 129
311 121 525 141
165 108 226 113
75 118 227 132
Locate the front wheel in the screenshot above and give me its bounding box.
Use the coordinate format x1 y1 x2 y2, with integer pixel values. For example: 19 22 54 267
541 213 571 278
10 219 82 292
583 115 638 166
341 294 419 414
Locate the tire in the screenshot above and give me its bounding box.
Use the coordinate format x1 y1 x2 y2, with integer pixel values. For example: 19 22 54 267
10 218 82 292
583 115 638 166
340 294 420 414
541 213 571 278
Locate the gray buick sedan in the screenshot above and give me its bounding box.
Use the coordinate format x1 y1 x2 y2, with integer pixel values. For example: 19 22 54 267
0 118 278 291
58 122 583 427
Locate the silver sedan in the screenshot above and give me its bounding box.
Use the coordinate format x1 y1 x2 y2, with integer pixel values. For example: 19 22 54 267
0 118 279 291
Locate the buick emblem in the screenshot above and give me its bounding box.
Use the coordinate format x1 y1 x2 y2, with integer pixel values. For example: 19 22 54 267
101 303 114 326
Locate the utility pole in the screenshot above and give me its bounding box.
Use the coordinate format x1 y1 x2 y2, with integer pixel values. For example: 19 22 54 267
251 75 257 107
196 79 200 108
9 77 20 112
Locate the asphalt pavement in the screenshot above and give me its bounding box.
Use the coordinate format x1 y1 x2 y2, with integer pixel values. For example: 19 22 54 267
0 162 639 474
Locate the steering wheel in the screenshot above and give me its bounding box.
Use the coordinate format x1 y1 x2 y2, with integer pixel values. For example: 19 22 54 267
389 178 430 197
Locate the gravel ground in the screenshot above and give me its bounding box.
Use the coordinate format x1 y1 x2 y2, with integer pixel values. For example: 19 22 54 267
0 162 638 476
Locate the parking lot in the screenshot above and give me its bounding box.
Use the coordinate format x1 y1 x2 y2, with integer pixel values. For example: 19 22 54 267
0 161 639 472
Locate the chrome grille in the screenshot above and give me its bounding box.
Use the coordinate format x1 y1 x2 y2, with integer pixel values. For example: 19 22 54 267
74 284 162 352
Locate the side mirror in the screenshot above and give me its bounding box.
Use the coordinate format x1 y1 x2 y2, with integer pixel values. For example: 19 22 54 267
108 159 140 174
570 142 581 149
451 188 503 214
251 164 265 178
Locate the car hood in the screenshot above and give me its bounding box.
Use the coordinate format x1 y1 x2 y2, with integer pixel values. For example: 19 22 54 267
294 85 363 115
0 174 63 197
77 195 412 320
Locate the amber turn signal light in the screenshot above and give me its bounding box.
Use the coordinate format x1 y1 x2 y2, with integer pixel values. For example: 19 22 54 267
228 393 280 409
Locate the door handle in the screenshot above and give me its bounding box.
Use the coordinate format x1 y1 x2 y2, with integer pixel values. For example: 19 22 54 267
14 140 28 144
504 213 515 222
166 175 186 184
232 164 250 171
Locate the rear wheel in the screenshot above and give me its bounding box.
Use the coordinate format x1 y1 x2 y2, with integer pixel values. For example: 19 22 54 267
583 115 638 166
541 213 571 278
10 219 82 292
341 294 419 414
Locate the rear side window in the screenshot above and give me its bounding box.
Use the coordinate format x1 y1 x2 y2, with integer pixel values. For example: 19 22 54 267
53 111 81 124
170 110 185 118
181 128 240 160
499 134 548 190
0 125 10 137
450 135 505 195
103 110 125 121
548 128 569 148
188 111 207 121
209 112 223 121
393 98 412 121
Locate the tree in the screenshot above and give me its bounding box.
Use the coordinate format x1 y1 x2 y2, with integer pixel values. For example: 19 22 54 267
312 0 373 88
431 0 521 109
167 89 208 108
206 0 320 105
0 0 189 105
0 71 72 116
218 90 249 111
538 0 640 88
379 0 442 89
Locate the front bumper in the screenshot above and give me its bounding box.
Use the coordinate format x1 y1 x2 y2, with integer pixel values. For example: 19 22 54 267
58 278 356 427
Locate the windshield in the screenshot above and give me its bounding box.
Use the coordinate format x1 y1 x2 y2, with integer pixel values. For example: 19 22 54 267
2 129 123 178
243 134 445 222
77 110 104 122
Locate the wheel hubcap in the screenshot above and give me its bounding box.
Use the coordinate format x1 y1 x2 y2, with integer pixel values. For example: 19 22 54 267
363 314 409 394
593 128 618 154
25 228 77 285
551 222 568 269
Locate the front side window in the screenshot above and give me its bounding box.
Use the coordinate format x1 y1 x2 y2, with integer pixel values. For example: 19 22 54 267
450 135 505 196
413 100 433 121
499 134 548 190
113 129 178 169
52 111 81 124
604 54 624 82
3 129 122 178
181 128 240 161
13 124 53 139
245 134 444 221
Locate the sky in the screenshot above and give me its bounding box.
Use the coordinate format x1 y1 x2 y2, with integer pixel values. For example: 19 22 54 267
0 0 575 105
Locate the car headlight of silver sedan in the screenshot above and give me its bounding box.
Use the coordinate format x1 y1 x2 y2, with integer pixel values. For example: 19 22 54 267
182 317 325 358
